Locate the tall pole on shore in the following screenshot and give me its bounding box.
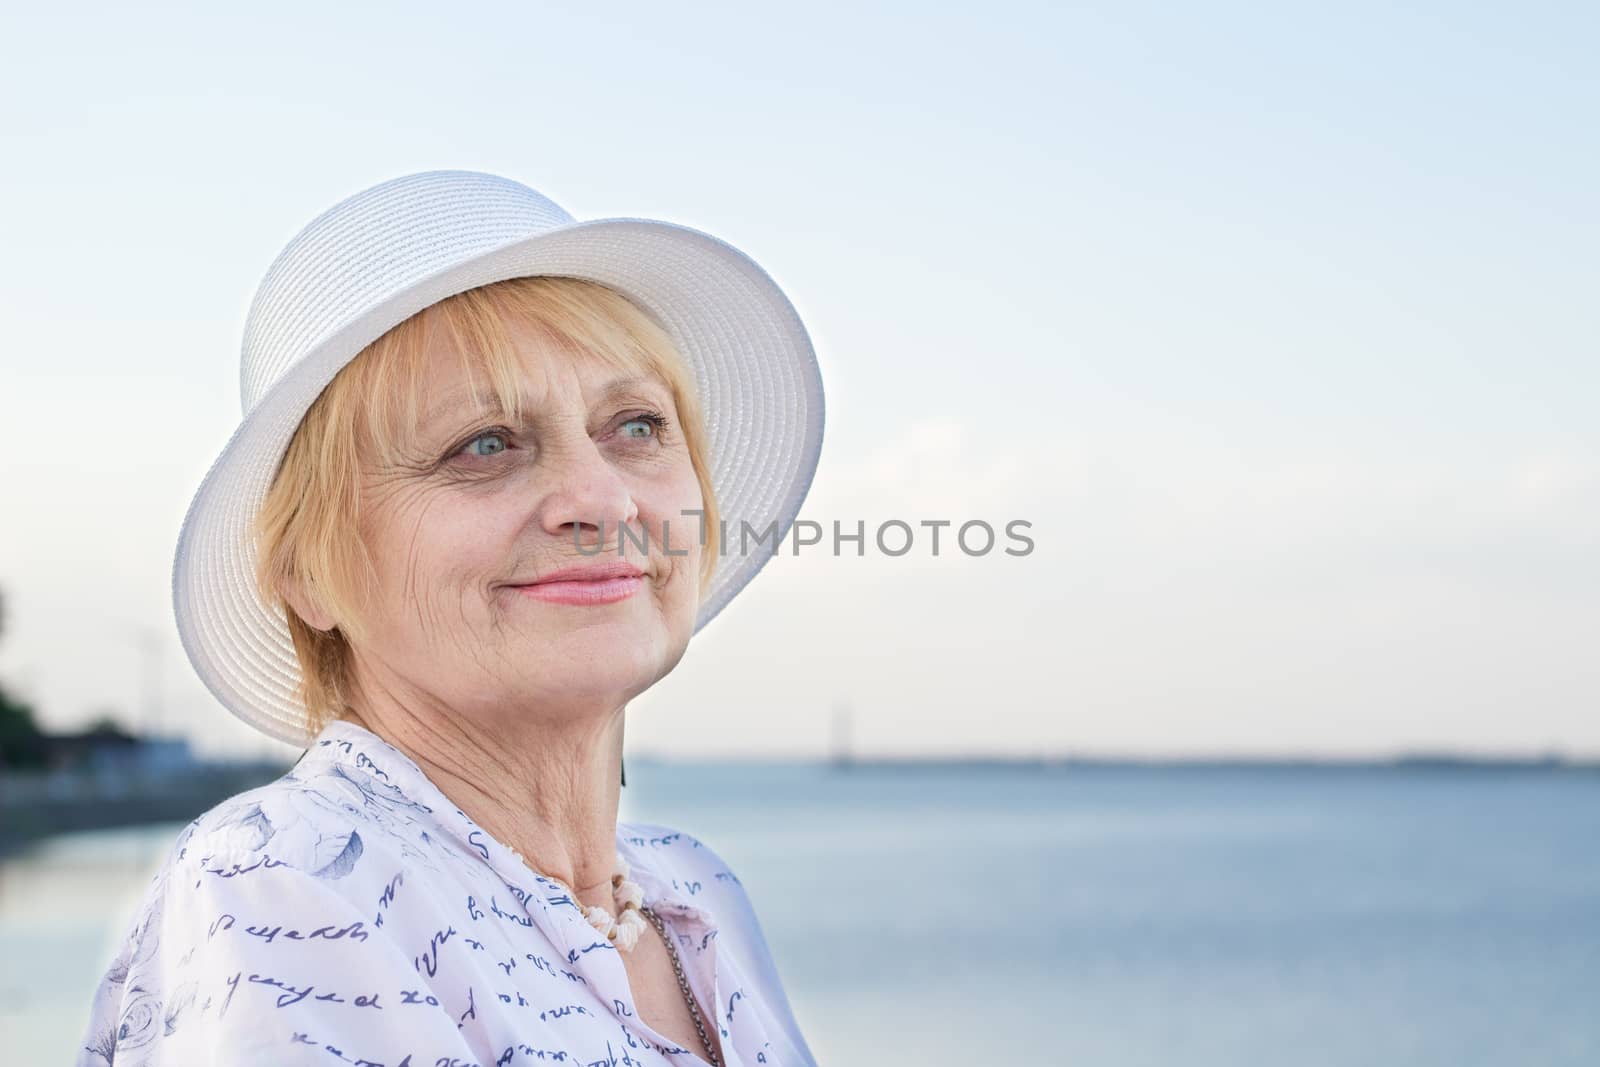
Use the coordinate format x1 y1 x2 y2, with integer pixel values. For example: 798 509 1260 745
831 700 853 768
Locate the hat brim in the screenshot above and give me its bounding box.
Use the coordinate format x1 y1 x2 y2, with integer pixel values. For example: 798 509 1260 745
173 217 825 748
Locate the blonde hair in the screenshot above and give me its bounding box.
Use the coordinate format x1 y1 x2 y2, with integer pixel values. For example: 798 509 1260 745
252 276 720 736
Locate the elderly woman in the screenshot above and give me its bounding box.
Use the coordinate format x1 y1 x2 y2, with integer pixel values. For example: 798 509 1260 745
77 171 825 1067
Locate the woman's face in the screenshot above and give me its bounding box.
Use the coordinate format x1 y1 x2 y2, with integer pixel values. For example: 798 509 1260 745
346 310 705 726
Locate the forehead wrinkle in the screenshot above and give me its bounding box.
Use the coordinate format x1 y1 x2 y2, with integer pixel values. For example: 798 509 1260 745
421 384 514 427
422 372 670 427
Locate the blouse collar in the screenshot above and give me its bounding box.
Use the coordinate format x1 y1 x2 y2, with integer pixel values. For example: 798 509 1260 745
296 717 711 926
293 716 748 1066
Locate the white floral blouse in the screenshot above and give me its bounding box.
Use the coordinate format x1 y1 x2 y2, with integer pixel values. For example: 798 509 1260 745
76 718 817 1066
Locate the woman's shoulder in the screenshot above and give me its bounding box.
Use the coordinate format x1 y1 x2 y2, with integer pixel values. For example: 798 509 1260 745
77 768 463 1065
96 754 443 966
162 746 444 884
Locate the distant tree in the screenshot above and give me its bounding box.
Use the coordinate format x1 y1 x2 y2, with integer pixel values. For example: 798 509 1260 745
87 712 122 733
0 586 48 768
0 691 46 768
85 710 133 740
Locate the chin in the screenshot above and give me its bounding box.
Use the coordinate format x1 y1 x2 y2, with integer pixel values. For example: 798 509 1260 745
537 623 681 685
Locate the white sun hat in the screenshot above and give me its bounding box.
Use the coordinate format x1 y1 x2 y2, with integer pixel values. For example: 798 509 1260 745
172 169 825 749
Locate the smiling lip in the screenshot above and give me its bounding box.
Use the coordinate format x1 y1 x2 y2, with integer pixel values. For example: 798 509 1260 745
508 562 645 606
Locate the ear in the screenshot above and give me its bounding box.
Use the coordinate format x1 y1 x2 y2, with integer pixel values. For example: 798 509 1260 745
276 575 338 632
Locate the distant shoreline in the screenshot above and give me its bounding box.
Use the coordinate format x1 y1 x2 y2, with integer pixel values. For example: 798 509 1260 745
831 754 1599 769
4 751 1594 860
634 753 1600 772
0 760 290 859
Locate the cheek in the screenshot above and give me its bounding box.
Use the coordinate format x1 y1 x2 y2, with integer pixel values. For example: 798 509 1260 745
365 491 515 611
652 479 710 604
643 466 707 588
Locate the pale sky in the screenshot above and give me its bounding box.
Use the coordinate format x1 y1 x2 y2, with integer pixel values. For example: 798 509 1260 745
1 2 1595 760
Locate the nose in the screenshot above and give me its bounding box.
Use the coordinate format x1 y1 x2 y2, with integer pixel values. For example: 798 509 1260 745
537 436 640 553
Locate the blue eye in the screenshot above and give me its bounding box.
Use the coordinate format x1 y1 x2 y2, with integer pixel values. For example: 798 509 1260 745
461 431 509 457
620 412 668 440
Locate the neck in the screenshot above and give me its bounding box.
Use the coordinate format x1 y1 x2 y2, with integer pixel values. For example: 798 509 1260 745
338 672 626 911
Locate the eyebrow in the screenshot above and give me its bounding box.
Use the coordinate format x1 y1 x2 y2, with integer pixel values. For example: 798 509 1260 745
423 375 668 425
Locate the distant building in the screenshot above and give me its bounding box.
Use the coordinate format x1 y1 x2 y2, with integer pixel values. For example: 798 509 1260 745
33 722 199 774
87 734 199 774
